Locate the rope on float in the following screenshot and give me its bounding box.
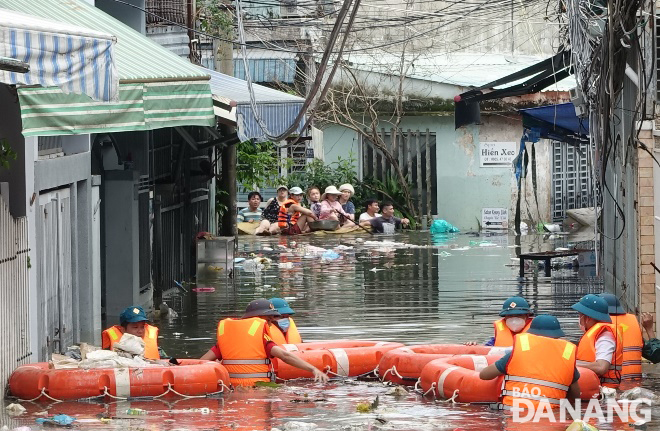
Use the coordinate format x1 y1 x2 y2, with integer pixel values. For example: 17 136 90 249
17 387 64 403
414 378 422 393
380 365 404 382
421 382 436 397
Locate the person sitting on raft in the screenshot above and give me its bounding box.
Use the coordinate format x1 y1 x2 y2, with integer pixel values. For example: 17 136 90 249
338 183 356 220
307 186 322 219
598 293 643 380
464 296 533 347
278 187 318 235
268 298 302 344
200 299 328 386
256 185 289 235
238 191 263 225
102 306 161 360
319 186 351 225
479 314 581 410
572 294 623 388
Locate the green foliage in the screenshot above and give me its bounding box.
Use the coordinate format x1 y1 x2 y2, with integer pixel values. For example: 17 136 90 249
361 172 417 228
0 138 16 169
236 141 286 192
197 0 233 38
286 155 359 194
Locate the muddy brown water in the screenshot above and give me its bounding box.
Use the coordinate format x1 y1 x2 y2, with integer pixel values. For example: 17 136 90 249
4 232 660 430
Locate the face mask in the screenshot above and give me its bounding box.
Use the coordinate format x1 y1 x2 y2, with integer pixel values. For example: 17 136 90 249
579 316 587 332
505 317 526 333
276 318 290 332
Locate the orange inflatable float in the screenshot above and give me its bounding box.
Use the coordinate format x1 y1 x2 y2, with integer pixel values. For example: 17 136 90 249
377 344 510 385
275 340 404 380
419 355 601 403
9 359 231 401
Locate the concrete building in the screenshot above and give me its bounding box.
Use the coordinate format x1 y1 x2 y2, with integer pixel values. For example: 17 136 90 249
321 53 574 229
0 0 217 367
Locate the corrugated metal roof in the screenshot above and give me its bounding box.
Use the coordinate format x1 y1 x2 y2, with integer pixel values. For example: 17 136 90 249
204 67 304 105
0 0 209 82
203 67 305 141
340 52 576 91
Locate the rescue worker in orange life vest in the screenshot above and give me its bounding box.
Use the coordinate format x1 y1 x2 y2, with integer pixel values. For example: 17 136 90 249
464 296 533 347
200 299 328 386
598 293 644 380
572 294 623 387
268 298 302 344
479 315 581 409
102 306 161 360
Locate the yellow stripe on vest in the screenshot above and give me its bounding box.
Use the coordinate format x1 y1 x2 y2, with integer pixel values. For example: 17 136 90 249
147 326 157 338
519 334 530 351
620 323 629 333
497 321 504 331
248 320 261 336
218 321 225 336
562 343 575 360
108 328 121 341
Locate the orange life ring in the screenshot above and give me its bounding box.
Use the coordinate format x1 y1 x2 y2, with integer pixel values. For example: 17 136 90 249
377 344 509 385
419 355 601 403
274 340 404 380
9 359 230 401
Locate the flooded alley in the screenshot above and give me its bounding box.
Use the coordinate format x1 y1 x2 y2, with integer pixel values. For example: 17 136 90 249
6 231 655 431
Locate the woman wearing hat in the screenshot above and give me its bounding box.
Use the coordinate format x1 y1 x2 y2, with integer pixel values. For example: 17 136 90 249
480 315 581 409
572 294 623 387
338 183 356 220
319 186 351 225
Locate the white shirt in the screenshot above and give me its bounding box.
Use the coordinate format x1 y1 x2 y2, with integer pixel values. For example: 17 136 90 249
594 331 616 363
359 212 381 222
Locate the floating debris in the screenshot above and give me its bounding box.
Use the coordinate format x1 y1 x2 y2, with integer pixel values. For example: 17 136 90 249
5 403 26 416
385 386 408 397
356 396 379 413
564 420 599 431
282 422 317 431
255 381 282 388
35 414 76 426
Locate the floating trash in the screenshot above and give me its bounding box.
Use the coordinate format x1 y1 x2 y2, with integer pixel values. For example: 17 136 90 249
36 414 76 426
5 403 26 416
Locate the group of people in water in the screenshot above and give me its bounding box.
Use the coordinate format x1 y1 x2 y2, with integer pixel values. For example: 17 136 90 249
105 291 659 409
237 184 410 235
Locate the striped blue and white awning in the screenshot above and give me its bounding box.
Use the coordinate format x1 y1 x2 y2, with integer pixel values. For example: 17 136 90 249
0 8 118 102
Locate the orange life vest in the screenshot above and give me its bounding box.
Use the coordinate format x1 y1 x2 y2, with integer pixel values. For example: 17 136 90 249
269 318 302 345
500 333 576 410
277 199 301 228
101 324 160 360
576 322 623 387
493 318 532 347
612 313 643 380
287 318 302 344
216 317 274 386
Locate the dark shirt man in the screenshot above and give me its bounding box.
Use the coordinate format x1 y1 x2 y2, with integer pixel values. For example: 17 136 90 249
366 201 409 233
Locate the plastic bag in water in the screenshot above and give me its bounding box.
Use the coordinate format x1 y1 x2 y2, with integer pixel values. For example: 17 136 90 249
430 220 459 234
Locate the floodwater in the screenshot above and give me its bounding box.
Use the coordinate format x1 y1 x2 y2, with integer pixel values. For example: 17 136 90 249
3 231 660 430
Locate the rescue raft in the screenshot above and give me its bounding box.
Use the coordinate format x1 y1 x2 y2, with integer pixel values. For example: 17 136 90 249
9 359 231 401
377 344 509 385
274 340 404 380
237 222 370 236
419 355 601 402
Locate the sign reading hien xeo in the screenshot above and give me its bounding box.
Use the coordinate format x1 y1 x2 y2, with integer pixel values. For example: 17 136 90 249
480 142 517 167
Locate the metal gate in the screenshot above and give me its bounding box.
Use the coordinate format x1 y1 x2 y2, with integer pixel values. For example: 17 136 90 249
36 188 74 360
551 141 595 221
0 195 30 399
361 129 437 219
